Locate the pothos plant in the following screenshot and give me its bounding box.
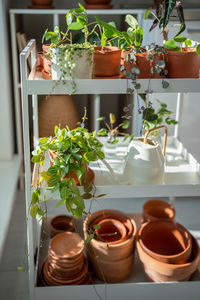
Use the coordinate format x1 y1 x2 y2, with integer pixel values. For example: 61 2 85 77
97 113 134 144
30 114 106 220
140 93 178 135
42 3 95 93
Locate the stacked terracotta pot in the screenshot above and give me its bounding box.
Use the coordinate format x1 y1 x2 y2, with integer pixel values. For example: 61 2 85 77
136 218 200 282
40 232 92 286
83 209 137 283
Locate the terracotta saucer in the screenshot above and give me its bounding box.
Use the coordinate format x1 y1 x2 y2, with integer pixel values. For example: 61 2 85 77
28 5 54 9
84 4 113 9
49 232 84 259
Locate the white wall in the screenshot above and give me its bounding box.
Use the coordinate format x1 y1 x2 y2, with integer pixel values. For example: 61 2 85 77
0 0 14 160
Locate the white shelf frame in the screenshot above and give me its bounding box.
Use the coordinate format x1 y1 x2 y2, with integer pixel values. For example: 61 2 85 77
20 40 200 300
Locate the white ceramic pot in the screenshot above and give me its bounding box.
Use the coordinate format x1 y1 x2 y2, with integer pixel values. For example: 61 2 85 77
124 126 167 185
51 47 94 80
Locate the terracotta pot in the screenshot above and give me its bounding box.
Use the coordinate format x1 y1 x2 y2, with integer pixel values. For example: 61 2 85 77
95 218 127 243
83 209 137 261
137 220 192 264
94 46 122 77
39 94 79 137
32 0 52 5
143 199 175 222
50 215 75 237
42 44 52 74
137 234 200 282
124 50 164 79
87 248 134 282
85 0 111 4
165 49 200 78
48 151 95 186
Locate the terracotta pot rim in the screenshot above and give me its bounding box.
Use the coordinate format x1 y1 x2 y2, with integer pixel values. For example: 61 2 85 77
138 220 191 260
84 209 137 247
166 48 197 55
94 46 122 53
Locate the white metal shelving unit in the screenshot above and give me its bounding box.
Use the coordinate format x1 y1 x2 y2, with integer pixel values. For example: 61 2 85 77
20 40 200 300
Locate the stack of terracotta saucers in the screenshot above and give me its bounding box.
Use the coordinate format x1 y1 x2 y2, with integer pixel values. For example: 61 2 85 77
40 232 92 286
83 209 137 283
136 219 200 282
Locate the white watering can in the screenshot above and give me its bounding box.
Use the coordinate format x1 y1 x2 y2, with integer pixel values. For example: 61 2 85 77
124 126 168 185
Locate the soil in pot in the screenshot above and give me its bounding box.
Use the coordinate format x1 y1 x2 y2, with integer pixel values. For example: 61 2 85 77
143 199 175 222
165 48 200 78
93 46 122 77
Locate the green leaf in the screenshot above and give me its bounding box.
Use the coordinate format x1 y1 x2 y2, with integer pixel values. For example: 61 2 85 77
185 39 192 47
72 148 80 154
69 179 80 195
174 36 187 43
73 196 85 209
17 267 25 272
56 198 66 207
85 233 95 244
122 120 130 129
42 28 48 43
125 14 138 29
93 224 101 230
66 12 73 25
163 0 176 29
60 186 70 200
64 154 71 163
109 113 116 124
30 204 38 218
96 151 105 159
164 40 178 50
71 207 84 219
95 193 106 198
175 23 186 37
84 182 93 193
111 139 118 144
97 116 105 121
82 193 92 199
101 32 107 47
47 165 59 175
144 8 150 20
68 22 84 30
32 189 40 204
83 152 97 163
73 153 82 160
196 44 200 56
39 137 48 144
98 128 108 136
76 169 82 184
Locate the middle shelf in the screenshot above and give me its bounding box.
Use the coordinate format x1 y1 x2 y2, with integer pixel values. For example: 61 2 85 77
32 136 200 198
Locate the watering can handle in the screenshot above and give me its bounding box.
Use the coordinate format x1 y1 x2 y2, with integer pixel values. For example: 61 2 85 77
144 125 168 156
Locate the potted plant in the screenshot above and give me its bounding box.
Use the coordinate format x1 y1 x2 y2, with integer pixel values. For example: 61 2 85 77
42 3 95 91
30 112 106 220
164 36 200 78
97 112 134 156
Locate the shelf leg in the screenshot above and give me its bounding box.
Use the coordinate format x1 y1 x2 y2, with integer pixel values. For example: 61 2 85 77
174 93 185 140
32 95 39 148
91 94 100 132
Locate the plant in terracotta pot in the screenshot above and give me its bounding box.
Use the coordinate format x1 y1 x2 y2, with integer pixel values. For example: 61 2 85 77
42 3 95 92
30 114 106 220
97 113 134 157
164 36 200 78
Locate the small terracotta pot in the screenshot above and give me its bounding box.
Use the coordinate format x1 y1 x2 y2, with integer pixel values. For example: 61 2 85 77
32 0 52 5
95 218 127 243
143 199 175 222
85 0 111 4
124 50 165 79
42 44 52 74
48 151 95 186
137 234 200 282
93 46 122 77
165 49 200 78
87 248 134 282
50 215 75 237
83 209 137 261
137 220 192 264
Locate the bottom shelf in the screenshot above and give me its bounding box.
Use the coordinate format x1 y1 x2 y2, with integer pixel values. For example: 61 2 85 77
32 197 200 300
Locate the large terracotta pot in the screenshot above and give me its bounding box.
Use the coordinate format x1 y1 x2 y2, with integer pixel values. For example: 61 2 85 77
84 209 137 261
39 94 79 137
137 220 192 265
137 234 200 282
143 199 175 222
165 49 200 78
93 46 122 77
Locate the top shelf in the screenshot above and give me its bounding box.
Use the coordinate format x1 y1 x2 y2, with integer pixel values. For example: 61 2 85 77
27 66 200 94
